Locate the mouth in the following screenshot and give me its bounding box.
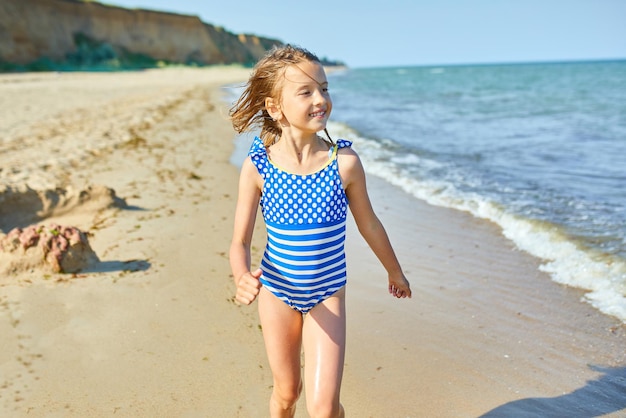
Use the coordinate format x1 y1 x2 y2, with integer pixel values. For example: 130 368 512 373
309 110 326 118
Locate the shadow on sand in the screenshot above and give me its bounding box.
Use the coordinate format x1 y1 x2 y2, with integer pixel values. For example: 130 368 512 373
81 259 151 274
479 365 626 417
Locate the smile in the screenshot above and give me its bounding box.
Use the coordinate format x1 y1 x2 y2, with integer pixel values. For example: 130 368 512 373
309 111 326 118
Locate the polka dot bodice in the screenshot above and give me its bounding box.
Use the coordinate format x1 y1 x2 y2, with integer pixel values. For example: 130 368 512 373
248 136 352 226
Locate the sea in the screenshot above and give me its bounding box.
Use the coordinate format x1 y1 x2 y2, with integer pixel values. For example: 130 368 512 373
225 59 626 323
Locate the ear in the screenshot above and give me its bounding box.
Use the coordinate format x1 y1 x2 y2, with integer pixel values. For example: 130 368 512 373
265 97 282 121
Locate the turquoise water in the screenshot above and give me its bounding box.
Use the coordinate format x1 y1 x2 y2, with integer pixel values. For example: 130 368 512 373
324 60 626 322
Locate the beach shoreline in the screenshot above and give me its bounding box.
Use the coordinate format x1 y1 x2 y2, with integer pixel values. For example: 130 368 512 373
0 68 624 417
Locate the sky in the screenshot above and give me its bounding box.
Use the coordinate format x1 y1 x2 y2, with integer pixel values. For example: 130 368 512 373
105 0 626 68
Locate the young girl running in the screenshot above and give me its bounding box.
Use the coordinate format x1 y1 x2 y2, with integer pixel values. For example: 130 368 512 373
229 45 411 418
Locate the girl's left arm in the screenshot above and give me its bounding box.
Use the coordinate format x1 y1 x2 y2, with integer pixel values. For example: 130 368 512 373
339 149 412 298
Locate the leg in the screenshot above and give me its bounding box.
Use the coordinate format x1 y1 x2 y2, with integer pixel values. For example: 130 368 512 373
258 287 304 418
303 287 347 418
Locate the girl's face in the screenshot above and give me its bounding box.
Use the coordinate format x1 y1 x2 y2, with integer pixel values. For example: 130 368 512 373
277 60 332 136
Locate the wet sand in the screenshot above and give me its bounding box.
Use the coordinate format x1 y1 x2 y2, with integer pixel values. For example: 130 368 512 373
0 68 624 417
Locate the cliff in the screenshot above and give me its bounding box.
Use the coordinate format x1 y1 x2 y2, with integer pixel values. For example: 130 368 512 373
0 0 283 70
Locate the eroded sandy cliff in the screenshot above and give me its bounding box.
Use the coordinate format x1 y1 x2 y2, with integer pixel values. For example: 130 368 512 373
0 0 282 69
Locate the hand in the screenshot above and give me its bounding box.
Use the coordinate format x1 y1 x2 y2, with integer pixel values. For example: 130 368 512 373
235 268 263 305
388 274 411 299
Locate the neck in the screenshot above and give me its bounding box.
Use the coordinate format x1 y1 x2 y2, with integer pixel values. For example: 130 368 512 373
279 132 321 161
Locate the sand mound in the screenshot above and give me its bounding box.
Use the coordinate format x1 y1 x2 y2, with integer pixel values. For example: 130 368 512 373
0 184 127 231
0 223 99 274
0 184 127 275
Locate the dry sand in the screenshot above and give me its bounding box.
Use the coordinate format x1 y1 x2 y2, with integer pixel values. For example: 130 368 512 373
0 68 625 417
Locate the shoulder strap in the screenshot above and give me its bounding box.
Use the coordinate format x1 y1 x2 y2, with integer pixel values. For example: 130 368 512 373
336 138 353 149
248 136 268 176
248 136 267 158
330 138 353 162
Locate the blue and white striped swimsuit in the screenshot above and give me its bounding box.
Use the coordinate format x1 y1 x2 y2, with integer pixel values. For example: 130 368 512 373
249 136 352 313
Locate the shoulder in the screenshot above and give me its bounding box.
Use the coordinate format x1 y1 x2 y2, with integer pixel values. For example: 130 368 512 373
240 156 261 177
336 138 360 164
247 136 270 176
239 156 264 190
336 139 364 188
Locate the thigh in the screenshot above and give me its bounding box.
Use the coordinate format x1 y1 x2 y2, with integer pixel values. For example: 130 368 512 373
258 287 304 388
302 287 347 405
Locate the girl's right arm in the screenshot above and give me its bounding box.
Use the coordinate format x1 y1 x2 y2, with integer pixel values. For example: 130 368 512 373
229 157 263 305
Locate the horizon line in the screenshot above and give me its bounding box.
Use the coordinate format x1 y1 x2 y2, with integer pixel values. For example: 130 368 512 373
350 57 626 70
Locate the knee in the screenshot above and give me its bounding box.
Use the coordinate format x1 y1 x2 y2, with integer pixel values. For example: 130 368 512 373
307 399 344 418
272 380 302 409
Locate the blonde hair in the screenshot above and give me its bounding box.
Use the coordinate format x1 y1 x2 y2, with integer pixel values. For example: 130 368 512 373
230 45 332 146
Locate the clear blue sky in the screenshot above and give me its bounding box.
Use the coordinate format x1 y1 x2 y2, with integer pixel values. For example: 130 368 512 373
106 0 626 68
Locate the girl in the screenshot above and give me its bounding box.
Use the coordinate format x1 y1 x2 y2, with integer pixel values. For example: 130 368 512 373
229 45 411 418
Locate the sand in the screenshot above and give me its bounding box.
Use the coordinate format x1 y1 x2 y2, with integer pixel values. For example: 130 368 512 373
0 68 625 417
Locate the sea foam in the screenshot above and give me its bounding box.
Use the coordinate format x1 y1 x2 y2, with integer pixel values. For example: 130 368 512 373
328 120 626 323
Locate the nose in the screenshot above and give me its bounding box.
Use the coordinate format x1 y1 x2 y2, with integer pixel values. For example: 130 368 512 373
313 87 329 105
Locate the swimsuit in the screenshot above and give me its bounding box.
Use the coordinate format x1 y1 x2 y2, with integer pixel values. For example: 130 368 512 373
248 136 352 313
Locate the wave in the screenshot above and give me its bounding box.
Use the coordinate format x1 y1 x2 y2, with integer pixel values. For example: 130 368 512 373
328 120 626 323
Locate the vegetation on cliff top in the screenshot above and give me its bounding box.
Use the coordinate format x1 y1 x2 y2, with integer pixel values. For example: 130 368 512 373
1 32 196 72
